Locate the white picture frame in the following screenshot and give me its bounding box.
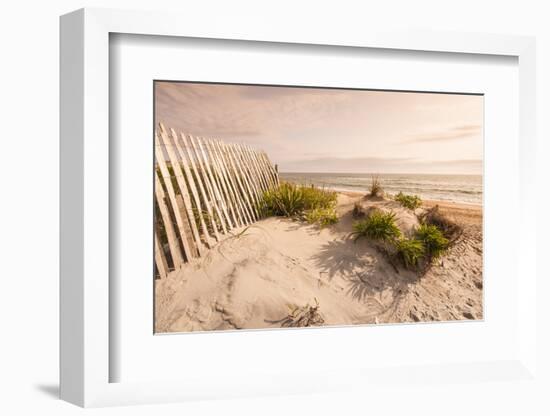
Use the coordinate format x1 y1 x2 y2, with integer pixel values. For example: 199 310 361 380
60 7 537 407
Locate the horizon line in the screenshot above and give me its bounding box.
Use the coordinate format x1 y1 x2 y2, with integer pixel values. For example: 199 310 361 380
278 171 483 176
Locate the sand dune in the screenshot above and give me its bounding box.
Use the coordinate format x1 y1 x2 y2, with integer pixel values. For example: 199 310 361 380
155 192 483 333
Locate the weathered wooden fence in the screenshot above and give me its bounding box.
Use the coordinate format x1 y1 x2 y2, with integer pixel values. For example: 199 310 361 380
154 123 279 278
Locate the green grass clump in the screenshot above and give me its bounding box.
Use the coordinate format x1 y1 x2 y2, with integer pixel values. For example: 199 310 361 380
351 211 401 242
262 182 338 223
395 192 422 210
304 207 339 227
262 182 306 216
415 224 449 258
301 185 338 210
368 174 384 197
418 205 462 242
348 206 453 272
394 238 425 269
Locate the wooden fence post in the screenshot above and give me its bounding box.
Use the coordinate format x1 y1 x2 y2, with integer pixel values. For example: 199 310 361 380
154 126 280 276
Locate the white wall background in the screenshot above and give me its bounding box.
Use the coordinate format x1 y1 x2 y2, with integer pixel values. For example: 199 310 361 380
0 1 548 415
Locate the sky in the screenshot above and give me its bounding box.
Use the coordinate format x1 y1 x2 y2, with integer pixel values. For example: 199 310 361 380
155 82 483 175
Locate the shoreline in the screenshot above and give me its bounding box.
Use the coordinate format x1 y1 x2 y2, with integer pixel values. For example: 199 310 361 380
333 189 482 214
279 173 483 207
333 190 481 227
293 186 482 208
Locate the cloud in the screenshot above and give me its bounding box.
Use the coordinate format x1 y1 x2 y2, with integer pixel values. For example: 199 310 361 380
403 124 482 143
155 82 483 174
155 82 354 141
279 157 482 174
280 156 415 173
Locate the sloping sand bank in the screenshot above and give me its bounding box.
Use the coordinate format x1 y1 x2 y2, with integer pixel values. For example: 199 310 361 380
155 193 483 333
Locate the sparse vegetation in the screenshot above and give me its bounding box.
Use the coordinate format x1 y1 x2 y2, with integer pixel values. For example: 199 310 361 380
304 207 339 227
261 181 457 275
418 205 462 243
280 298 325 328
368 174 384 198
349 204 453 272
262 182 307 216
352 201 365 218
395 192 422 210
415 224 449 258
390 223 451 271
394 238 425 269
351 211 401 242
261 182 338 226
301 185 338 211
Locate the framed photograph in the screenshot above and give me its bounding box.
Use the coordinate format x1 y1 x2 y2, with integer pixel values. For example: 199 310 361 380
60 8 537 407
152 81 484 334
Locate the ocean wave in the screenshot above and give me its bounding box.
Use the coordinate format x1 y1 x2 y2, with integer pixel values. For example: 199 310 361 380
280 173 483 204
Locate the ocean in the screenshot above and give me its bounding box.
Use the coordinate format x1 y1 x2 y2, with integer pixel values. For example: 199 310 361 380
279 172 483 205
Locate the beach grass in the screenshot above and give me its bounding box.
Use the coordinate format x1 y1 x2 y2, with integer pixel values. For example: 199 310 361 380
348 202 453 271
261 182 338 226
304 207 339 227
395 191 422 210
368 174 384 197
261 182 306 217
351 211 401 242
394 237 425 269
415 223 449 258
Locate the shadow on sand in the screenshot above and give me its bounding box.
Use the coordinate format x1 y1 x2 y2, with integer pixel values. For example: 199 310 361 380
311 234 419 304
311 235 373 280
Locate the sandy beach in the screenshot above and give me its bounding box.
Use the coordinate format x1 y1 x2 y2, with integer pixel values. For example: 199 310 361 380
155 190 482 333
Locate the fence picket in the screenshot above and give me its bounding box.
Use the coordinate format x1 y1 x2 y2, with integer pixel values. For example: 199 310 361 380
154 171 184 269
196 136 233 232
247 144 270 193
239 143 263 204
154 227 169 279
188 134 228 234
180 133 220 242
260 151 278 187
264 152 280 186
221 141 255 223
234 143 261 217
158 126 204 256
154 125 280 276
229 143 259 220
213 139 248 227
170 129 213 248
155 133 196 261
255 150 272 188
203 139 241 228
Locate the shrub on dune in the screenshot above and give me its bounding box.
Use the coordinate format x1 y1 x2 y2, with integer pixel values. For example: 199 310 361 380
394 238 425 269
415 223 449 258
261 182 338 225
351 211 401 242
301 185 337 210
418 205 462 243
368 174 384 198
350 200 453 272
262 182 306 216
304 207 339 227
395 192 422 210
